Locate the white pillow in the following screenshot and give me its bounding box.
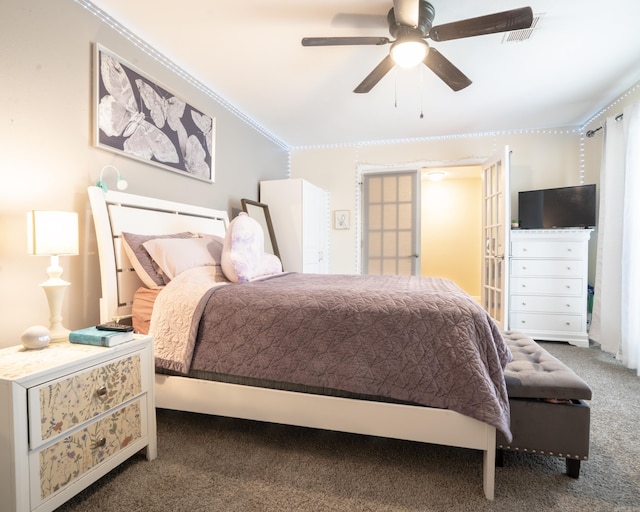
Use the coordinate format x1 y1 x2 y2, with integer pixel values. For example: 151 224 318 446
121 231 194 288
142 236 224 282
221 212 282 283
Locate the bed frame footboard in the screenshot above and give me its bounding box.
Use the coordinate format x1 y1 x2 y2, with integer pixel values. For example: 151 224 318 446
155 374 496 500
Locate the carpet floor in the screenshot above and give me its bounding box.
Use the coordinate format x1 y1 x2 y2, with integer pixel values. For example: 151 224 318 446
57 341 640 511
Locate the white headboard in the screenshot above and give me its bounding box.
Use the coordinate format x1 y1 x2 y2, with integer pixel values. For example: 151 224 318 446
87 186 229 323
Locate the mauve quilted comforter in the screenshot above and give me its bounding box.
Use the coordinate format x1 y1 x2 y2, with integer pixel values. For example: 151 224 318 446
151 268 512 439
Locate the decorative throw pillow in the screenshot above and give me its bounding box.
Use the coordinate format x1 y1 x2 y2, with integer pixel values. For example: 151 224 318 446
221 212 282 283
263 253 283 276
142 236 224 283
121 232 194 288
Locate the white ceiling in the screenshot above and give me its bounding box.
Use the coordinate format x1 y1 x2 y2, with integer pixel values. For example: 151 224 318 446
89 0 640 148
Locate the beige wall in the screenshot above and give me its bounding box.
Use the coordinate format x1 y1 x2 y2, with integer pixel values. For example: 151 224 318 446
0 0 288 347
291 130 583 275
421 171 482 297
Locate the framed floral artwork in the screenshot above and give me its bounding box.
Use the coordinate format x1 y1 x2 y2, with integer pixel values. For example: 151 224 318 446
94 44 215 182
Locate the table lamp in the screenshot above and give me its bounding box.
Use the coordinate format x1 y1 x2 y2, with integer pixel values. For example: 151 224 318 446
27 210 79 342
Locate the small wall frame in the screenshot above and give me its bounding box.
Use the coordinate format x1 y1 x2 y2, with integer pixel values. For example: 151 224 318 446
334 210 350 230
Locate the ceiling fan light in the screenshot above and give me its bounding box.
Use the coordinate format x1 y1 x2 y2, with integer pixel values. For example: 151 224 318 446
391 40 428 68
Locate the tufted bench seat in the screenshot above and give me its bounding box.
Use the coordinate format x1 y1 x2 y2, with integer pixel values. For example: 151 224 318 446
498 331 592 477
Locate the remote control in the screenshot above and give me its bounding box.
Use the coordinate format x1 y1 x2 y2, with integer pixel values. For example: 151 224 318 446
96 322 134 332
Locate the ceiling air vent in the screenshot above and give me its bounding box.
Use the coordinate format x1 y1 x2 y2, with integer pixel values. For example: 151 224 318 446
502 14 542 43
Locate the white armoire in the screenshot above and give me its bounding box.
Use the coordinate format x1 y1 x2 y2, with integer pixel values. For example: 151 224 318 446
260 178 330 273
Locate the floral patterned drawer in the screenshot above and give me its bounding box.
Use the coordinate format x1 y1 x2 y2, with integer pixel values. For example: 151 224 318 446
35 398 143 502
28 354 142 449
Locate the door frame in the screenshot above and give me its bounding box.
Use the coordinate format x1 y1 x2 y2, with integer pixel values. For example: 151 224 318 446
356 159 486 275
355 152 510 324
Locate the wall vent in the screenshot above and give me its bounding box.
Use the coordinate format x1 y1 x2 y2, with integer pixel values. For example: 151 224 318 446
502 14 542 43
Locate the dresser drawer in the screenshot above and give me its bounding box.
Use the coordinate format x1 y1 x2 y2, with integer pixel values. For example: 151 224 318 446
32 397 144 504
510 294 584 314
511 277 583 296
510 312 586 333
28 353 143 449
511 240 584 258
510 258 583 277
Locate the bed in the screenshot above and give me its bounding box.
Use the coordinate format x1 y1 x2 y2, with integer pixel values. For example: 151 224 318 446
87 185 512 500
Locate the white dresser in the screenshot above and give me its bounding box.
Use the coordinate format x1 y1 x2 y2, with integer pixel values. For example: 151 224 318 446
0 336 157 512
260 178 330 273
509 229 593 347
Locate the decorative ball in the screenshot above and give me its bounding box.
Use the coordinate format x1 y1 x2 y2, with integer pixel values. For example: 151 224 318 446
21 325 51 350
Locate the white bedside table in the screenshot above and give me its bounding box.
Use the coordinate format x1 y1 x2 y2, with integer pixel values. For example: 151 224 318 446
0 335 157 512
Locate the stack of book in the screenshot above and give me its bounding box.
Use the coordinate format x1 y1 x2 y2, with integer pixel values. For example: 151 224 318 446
69 326 134 347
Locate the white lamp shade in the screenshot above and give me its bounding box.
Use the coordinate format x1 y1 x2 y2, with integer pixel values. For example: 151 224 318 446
27 211 79 256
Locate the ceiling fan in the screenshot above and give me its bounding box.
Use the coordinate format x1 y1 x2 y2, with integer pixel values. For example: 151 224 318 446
301 0 533 93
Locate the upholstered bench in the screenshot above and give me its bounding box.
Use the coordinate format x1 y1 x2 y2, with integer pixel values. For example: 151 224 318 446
498 331 592 477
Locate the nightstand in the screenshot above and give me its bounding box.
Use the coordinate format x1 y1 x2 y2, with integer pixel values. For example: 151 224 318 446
0 335 157 512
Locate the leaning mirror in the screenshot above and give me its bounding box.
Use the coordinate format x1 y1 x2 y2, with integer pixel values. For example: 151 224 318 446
241 199 281 262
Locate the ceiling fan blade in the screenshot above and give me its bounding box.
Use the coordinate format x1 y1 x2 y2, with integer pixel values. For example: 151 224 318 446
354 55 395 93
392 0 420 27
423 48 472 91
302 36 390 47
429 6 533 42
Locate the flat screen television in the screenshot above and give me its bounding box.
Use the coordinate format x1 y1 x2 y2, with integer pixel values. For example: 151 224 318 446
518 184 596 229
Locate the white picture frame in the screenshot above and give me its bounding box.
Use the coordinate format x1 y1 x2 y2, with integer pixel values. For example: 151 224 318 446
334 210 350 230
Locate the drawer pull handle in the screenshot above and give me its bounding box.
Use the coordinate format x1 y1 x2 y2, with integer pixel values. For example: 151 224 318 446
94 437 107 449
96 385 108 398
521 302 527 306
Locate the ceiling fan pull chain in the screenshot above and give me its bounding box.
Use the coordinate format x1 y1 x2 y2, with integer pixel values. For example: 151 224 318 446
394 67 398 108
419 67 424 119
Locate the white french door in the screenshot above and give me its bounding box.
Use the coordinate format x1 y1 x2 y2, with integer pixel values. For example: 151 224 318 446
361 170 420 276
481 146 511 328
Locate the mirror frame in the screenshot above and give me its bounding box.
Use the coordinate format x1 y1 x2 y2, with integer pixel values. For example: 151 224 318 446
241 198 281 262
